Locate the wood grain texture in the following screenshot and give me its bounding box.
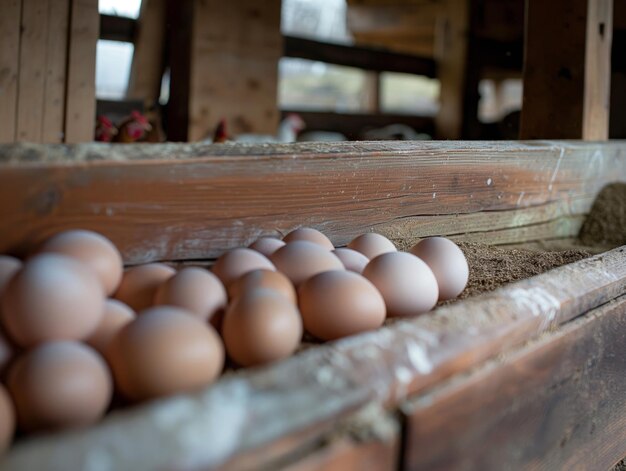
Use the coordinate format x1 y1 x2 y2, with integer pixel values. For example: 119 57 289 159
188 0 282 140
402 294 626 471
64 0 98 143
16 0 49 142
2 245 625 471
42 0 69 143
583 0 613 140
0 0 21 143
0 140 624 263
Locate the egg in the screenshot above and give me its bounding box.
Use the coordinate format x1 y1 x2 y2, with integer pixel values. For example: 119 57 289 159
86 299 136 355
228 269 296 303
107 306 224 401
410 237 469 300
0 384 15 452
212 248 275 287
1 254 105 347
0 329 15 377
332 248 370 274
7 341 112 432
222 289 302 367
363 252 438 317
0 255 21 294
248 237 285 257
39 230 123 296
347 233 397 259
283 227 334 250
154 267 227 321
270 241 344 286
299 271 385 340
114 263 176 312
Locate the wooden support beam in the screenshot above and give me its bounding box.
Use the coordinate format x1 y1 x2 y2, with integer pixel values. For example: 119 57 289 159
126 0 166 107
434 0 471 139
64 0 99 143
0 0 22 143
0 140 624 262
520 0 613 140
283 36 437 77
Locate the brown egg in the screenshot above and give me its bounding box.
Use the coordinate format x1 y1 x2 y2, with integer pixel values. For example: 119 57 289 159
410 237 469 300
332 248 370 274
283 227 334 250
0 384 15 452
299 271 386 341
7 341 112 432
269 241 344 286
39 230 123 296
0 255 21 294
154 267 227 321
114 263 176 312
222 289 302 367
363 252 438 317
107 306 224 401
347 233 397 259
1 254 105 347
248 237 285 257
228 269 297 303
0 329 15 377
86 299 136 355
212 248 275 288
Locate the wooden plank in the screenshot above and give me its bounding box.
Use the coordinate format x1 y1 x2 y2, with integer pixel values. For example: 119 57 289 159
434 0 470 139
402 294 626 470
583 0 613 140
98 14 136 42
16 0 49 142
283 36 437 77
520 0 613 140
0 0 22 143
126 0 166 107
0 140 624 262
41 0 69 144
2 245 625 471
187 0 282 140
64 0 99 143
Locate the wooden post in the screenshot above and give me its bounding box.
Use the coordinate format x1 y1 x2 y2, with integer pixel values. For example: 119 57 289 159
127 0 167 108
64 0 99 143
434 0 471 139
0 0 22 143
520 0 613 140
362 71 380 114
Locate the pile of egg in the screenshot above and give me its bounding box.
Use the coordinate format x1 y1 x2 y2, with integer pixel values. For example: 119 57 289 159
0 228 468 452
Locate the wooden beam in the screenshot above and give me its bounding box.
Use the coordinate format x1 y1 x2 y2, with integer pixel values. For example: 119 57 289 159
0 141 624 262
0 0 22 143
402 294 626 470
16 0 49 142
126 0 167 107
64 0 99 143
520 0 613 140
98 14 136 42
283 36 437 78
583 0 613 140
434 0 471 139
2 245 625 470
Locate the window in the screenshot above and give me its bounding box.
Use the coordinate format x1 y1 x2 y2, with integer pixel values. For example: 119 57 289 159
95 40 134 100
281 0 351 44
98 0 142 18
478 79 523 122
380 73 440 116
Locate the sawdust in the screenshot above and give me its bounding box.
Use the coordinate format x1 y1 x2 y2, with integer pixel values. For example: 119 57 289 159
579 183 626 248
614 459 626 471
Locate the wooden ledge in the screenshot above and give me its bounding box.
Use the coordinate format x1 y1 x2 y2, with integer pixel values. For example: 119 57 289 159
3 246 624 470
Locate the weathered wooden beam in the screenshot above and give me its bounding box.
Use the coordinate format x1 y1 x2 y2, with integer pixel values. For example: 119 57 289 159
2 244 625 470
520 0 614 140
402 293 626 470
0 140 624 263
98 14 136 42
0 0 22 143
283 36 437 78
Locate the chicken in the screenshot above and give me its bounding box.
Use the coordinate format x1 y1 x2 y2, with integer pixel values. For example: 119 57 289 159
95 115 118 142
113 111 153 143
360 123 430 141
212 119 230 143
234 114 306 143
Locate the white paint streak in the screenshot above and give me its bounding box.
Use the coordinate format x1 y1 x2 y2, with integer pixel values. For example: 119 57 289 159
486 178 493 186
548 147 565 191
407 340 434 375
516 191 525 206
508 286 562 325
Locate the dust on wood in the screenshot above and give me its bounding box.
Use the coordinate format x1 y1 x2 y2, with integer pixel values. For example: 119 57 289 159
579 183 626 248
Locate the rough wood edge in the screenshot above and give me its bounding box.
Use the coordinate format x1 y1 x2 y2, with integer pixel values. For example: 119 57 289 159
2 245 625 471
